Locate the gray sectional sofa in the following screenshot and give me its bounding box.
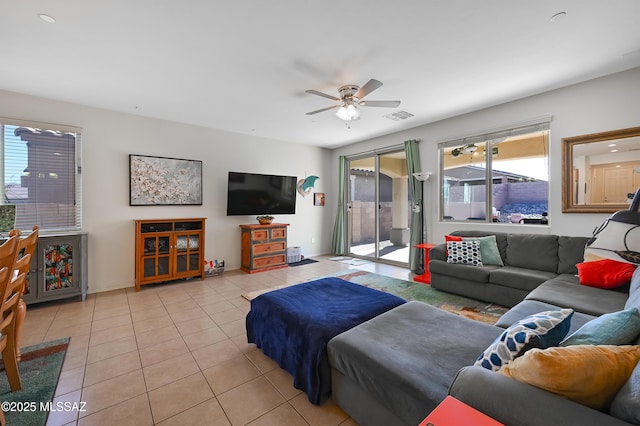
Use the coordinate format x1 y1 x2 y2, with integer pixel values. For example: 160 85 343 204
326 232 640 426
429 230 591 307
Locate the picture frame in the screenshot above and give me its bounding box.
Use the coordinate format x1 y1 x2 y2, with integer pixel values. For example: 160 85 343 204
129 154 202 205
314 193 325 206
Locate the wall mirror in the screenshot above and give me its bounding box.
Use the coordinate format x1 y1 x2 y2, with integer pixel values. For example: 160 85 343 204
562 126 640 213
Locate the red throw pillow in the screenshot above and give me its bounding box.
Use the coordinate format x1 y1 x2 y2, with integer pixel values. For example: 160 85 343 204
576 259 638 289
445 235 463 256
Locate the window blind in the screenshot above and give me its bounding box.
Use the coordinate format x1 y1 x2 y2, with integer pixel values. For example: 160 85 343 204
1 117 82 232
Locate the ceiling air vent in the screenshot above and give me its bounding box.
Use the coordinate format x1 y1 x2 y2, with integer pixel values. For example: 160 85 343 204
384 111 414 121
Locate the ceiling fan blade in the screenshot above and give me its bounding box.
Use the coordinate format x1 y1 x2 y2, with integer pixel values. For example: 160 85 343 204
306 105 339 115
305 89 340 101
355 79 383 100
360 100 401 108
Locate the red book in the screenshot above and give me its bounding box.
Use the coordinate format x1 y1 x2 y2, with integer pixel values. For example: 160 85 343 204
419 396 504 426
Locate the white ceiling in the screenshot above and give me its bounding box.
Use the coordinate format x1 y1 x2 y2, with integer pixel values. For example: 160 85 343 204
2 1 640 149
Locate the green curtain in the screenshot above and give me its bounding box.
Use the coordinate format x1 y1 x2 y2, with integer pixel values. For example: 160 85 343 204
405 139 423 272
331 156 347 254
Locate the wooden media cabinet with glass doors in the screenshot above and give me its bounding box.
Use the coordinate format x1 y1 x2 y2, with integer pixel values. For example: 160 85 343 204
134 218 205 291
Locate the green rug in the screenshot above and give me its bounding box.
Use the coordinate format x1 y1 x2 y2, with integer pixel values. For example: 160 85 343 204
0 337 70 426
332 270 508 324
243 270 508 325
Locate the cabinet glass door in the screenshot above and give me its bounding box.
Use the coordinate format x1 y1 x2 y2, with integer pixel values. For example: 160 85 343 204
143 235 171 279
174 232 200 275
42 243 74 294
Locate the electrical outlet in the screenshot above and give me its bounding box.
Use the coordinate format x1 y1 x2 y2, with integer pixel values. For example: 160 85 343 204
311 237 315 243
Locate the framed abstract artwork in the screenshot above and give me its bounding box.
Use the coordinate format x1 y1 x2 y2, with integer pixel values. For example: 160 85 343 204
129 154 203 205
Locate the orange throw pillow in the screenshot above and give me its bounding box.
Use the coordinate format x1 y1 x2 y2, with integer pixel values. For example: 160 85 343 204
576 259 637 289
499 345 640 410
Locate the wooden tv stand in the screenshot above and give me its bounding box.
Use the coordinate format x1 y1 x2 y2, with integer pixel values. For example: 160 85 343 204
240 223 289 273
134 218 205 291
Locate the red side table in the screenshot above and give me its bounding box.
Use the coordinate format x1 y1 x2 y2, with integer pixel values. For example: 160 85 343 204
419 396 504 426
413 243 436 284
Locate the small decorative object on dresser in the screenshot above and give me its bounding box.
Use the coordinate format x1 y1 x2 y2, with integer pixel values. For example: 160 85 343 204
256 215 274 225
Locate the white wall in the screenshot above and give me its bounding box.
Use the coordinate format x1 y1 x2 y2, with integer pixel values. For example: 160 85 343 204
331 67 640 243
2 67 638 293
0 90 335 293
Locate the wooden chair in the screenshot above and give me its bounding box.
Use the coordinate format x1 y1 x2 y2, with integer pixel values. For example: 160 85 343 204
0 235 22 389
10 226 39 361
0 268 27 426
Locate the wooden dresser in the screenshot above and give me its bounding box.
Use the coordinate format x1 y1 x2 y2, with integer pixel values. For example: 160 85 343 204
240 223 289 273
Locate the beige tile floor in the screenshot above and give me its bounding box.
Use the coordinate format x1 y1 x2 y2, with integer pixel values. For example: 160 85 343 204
19 255 414 426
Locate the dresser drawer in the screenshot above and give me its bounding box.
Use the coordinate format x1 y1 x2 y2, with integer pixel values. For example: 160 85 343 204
251 229 269 240
253 241 286 255
253 254 286 269
271 227 287 239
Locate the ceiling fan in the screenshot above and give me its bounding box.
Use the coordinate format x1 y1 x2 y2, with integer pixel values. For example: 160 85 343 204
305 79 400 123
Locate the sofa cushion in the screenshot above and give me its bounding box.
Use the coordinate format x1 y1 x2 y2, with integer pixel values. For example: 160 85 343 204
496 300 594 334
526 280 628 317
560 308 640 346
490 267 558 292
446 240 483 266
557 236 589 274
499 345 640 410
506 234 559 273
429 259 496 283
327 301 502 426
474 309 573 371
576 259 637 289
610 360 640 424
463 235 504 266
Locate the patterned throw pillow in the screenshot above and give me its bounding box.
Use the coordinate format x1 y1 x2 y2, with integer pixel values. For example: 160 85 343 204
446 240 483 266
475 309 574 371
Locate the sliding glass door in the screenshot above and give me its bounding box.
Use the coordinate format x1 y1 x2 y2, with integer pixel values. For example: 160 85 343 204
347 149 410 265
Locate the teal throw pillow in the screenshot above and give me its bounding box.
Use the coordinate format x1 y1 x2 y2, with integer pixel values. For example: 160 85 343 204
463 235 503 266
610 361 640 424
446 240 483 266
560 308 640 346
475 309 574 371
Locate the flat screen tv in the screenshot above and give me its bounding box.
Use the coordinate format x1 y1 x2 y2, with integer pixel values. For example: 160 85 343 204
226 171 297 216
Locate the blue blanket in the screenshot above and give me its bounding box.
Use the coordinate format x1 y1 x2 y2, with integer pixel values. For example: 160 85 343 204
246 277 406 404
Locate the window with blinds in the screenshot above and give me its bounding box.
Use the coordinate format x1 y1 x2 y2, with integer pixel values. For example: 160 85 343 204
1 118 82 232
439 118 551 224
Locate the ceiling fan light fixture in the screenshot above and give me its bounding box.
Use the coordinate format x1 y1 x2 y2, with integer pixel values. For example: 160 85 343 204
336 105 348 121
336 102 360 121
306 79 398 124
346 103 359 118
